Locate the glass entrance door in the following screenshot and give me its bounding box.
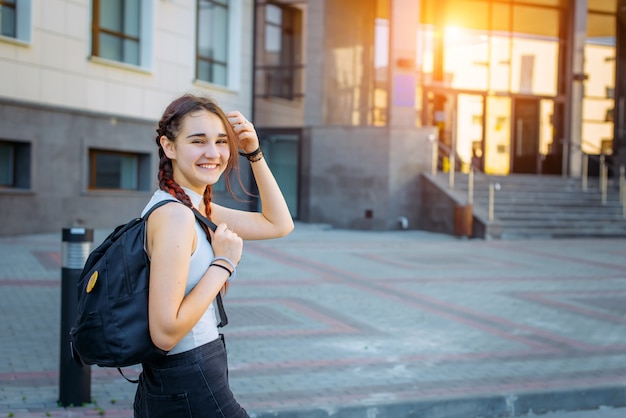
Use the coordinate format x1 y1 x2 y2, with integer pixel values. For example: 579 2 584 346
259 133 299 218
512 98 541 174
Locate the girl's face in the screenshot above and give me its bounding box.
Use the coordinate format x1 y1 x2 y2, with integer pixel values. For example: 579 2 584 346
161 110 231 194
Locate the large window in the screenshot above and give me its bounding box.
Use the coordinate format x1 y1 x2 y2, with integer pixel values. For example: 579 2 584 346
583 6 616 156
88 149 150 191
91 0 153 68
0 0 31 43
255 1 303 100
197 0 229 86
0 140 31 189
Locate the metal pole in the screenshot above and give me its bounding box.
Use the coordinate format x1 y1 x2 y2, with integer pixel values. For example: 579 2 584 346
582 153 588 192
488 182 495 221
59 227 93 407
431 134 438 176
619 165 626 219
468 167 474 205
600 154 607 205
449 153 455 189
619 165 626 207
562 140 569 178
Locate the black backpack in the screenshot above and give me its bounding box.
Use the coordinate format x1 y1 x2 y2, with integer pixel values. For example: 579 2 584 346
69 200 226 377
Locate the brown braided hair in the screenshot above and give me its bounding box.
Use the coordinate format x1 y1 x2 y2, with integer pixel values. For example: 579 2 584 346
155 94 241 220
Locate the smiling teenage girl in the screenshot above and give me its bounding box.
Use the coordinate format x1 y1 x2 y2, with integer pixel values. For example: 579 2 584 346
133 94 293 418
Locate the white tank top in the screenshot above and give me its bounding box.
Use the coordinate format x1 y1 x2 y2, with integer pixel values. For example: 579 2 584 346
142 188 219 355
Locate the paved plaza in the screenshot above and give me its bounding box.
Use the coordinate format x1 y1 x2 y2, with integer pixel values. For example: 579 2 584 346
0 222 625 418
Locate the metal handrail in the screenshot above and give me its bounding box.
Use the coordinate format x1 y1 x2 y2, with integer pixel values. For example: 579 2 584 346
430 137 500 220
429 135 626 223
569 140 607 191
569 144 624 213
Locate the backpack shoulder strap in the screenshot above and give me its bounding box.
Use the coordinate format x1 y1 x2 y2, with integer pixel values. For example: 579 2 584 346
143 200 228 327
191 208 218 233
142 199 180 220
191 208 228 328
143 201 217 233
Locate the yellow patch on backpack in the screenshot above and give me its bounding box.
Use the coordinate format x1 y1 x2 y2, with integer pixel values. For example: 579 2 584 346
86 271 98 293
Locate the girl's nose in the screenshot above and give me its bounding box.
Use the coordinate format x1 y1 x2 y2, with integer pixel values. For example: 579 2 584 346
204 143 219 158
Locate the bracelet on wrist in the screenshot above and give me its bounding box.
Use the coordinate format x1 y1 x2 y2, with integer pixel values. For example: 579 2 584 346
248 150 264 163
211 256 237 282
210 263 232 277
239 146 263 162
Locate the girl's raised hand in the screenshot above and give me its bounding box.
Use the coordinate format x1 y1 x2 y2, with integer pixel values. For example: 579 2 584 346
226 111 259 154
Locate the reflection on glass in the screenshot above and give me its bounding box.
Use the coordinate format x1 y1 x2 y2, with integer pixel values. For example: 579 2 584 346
539 100 555 156
510 37 558 96
485 96 511 175
582 41 615 155
456 94 484 171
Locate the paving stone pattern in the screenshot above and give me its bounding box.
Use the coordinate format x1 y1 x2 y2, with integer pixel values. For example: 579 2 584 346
0 224 625 418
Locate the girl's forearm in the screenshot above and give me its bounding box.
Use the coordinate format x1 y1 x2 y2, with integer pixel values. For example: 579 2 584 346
250 157 294 236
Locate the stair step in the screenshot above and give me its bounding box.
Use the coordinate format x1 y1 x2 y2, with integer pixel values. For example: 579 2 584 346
428 172 626 239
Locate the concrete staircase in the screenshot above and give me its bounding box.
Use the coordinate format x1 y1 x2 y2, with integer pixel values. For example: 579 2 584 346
451 173 626 239
424 172 626 239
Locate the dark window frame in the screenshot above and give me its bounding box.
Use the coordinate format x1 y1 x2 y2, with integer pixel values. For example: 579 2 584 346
0 0 17 38
88 148 150 191
0 139 31 189
256 1 304 100
91 0 141 65
196 0 229 85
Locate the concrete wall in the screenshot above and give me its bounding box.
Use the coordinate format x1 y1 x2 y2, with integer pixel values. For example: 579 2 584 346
299 125 436 230
0 101 250 236
0 102 156 235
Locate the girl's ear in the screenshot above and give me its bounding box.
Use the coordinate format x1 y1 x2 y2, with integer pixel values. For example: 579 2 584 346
160 135 176 159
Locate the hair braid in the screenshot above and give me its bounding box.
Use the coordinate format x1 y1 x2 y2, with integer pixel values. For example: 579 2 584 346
203 186 213 220
158 155 193 208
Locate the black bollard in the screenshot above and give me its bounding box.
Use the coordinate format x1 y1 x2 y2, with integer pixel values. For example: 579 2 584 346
59 227 93 407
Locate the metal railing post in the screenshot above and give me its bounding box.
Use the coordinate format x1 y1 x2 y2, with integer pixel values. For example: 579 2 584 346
429 133 438 176
619 165 624 203
488 182 501 222
562 140 569 178
600 154 607 205
582 153 588 192
449 153 455 189
468 167 474 205
619 165 626 219
622 185 626 219
488 182 495 221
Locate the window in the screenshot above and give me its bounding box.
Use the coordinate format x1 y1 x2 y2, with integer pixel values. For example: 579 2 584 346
0 140 31 189
89 149 150 191
0 0 31 43
196 0 229 86
0 0 16 37
91 0 153 68
256 2 303 100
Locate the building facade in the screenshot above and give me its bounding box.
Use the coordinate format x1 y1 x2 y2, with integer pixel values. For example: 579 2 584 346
254 0 622 231
0 0 255 235
0 0 622 235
